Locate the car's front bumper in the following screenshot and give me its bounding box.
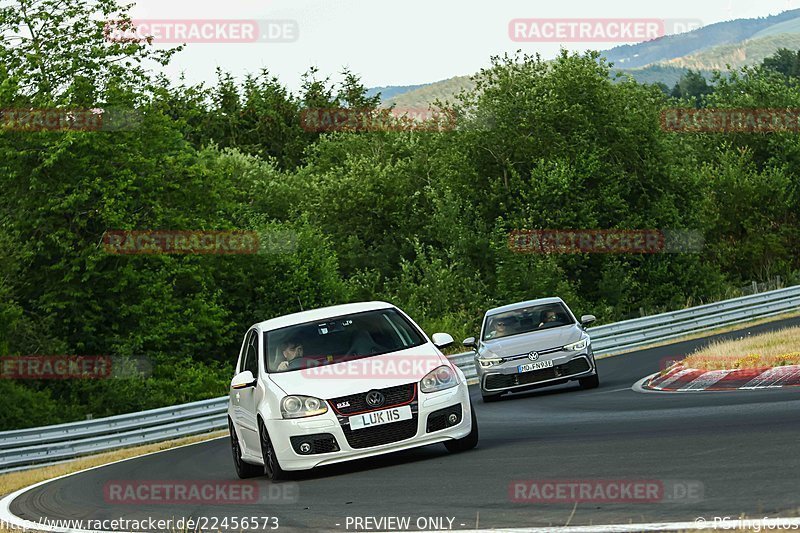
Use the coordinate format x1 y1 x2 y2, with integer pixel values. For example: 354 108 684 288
263 382 473 471
478 352 596 393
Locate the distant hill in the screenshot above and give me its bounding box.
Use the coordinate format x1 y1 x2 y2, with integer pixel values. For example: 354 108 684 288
605 8 800 68
382 76 475 108
751 16 800 39
365 84 428 102
658 32 800 71
368 9 800 108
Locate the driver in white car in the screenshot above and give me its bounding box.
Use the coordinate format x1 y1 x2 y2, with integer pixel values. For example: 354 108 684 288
276 338 304 371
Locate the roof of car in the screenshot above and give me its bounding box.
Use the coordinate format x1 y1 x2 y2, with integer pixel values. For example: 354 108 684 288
485 297 565 317
254 301 396 331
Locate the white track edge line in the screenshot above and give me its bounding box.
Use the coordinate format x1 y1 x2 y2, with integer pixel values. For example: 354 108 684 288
0 434 226 533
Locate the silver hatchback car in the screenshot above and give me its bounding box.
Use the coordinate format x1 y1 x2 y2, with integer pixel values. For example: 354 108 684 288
463 298 599 402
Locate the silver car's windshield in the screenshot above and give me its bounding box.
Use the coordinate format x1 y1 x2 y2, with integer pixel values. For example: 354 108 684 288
482 303 574 341
264 308 425 373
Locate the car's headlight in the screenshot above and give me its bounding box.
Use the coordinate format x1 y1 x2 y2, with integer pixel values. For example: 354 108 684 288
478 357 503 368
280 395 328 419
420 365 459 393
477 348 504 368
563 336 590 352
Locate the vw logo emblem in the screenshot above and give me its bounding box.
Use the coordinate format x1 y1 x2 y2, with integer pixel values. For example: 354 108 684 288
528 352 539 361
365 390 385 407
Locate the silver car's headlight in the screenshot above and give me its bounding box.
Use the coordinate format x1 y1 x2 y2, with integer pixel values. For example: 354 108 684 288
477 348 504 368
564 336 590 352
281 395 328 419
478 357 503 368
420 365 459 393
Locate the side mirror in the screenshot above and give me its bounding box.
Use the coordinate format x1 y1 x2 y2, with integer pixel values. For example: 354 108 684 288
431 332 454 349
231 370 257 390
580 315 596 327
462 337 477 350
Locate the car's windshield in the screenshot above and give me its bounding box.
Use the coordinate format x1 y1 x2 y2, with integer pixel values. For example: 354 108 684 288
482 303 574 341
264 308 425 373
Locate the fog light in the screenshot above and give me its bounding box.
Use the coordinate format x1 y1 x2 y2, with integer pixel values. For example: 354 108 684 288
299 442 312 454
448 413 459 425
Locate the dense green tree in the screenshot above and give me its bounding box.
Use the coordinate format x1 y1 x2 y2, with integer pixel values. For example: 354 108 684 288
761 48 800 78
670 70 713 105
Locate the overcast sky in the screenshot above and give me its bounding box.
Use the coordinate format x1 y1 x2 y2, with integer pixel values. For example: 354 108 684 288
127 0 798 91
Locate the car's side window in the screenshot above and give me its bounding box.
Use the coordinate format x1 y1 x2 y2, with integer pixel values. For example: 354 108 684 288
242 330 259 376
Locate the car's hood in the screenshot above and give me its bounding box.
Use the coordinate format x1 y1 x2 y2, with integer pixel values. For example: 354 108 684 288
480 325 584 357
267 343 448 398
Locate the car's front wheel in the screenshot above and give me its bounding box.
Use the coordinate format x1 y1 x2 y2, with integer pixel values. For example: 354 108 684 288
258 419 288 481
229 419 262 479
444 405 479 453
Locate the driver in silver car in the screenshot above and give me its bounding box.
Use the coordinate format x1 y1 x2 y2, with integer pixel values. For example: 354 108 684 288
538 310 558 328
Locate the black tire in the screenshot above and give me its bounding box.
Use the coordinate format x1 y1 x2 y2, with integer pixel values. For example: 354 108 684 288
444 405 479 453
258 418 288 481
481 391 503 402
229 419 262 479
579 371 600 390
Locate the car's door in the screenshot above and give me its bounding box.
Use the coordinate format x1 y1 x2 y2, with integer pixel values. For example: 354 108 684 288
230 330 249 429
231 329 261 454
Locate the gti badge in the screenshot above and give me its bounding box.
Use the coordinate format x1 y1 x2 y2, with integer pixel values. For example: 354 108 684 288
528 352 539 361
365 390 385 408
336 401 350 409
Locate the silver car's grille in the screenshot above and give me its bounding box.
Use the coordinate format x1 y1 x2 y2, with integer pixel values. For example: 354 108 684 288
502 345 564 362
483 356 591 391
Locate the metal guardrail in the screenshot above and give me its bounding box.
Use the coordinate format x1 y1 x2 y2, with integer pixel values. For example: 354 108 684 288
0 398 229 471
2 285 798 471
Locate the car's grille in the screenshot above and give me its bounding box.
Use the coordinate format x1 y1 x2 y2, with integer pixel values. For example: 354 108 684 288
328 383 416 416
290 433 340 455
341 414 419 449
426 404 462 433
484 357 591 390
504 346 564 362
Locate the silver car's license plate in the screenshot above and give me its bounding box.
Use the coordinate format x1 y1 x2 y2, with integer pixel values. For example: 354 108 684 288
518 360 555 373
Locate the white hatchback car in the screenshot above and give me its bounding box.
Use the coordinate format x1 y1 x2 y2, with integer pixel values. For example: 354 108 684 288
227 301 478 480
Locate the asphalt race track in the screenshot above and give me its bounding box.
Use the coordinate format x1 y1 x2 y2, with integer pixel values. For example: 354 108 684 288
8 317 800 531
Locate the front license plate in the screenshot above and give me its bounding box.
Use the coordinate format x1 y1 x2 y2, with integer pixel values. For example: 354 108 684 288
518 359 555 373
349 405 412 430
